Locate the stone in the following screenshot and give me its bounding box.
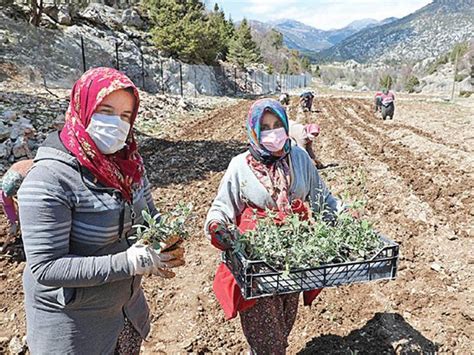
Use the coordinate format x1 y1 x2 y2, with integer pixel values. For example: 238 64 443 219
459 76 473 93
12 136 30 159
0 141 12 159
8 336 25 354
2 110 17 122
121 8 144 29
43 5 59 22
0 336 9 349
9 118 35 140
430 262 442 272
57 5 72 26
0 121 11 141
80 3 121 29
53 113 65 130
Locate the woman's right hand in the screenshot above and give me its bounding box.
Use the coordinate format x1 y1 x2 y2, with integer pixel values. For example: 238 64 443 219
208 221 235 251
126 241 185 278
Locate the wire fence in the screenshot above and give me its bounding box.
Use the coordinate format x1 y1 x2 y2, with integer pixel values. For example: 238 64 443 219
78 35 312 97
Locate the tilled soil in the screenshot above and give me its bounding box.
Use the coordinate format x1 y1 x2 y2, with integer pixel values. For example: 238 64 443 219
0 94 473 354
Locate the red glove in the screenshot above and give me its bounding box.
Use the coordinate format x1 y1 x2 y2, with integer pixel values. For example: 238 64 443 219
208 221 234 251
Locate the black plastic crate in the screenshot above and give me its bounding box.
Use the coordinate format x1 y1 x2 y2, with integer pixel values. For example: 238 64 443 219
223 235 399 300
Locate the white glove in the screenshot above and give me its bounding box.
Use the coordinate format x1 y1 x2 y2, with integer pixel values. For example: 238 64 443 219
126 241 185 277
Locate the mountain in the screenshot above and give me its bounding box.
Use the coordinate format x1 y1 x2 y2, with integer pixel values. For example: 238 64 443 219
324 19 385 45
248 17 398 56
344 18 380 31
267 19 331 52
318 0 474 63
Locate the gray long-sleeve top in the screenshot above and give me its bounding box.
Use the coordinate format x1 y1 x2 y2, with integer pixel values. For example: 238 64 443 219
205 146 340 235
18 132 157 355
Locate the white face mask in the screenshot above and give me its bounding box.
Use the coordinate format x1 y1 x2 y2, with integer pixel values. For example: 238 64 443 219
86 113 131 155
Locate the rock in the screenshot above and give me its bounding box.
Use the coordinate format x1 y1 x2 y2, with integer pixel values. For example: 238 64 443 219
12 136 30 158
0 141 12 159
0 121 11 141
430 262 442 272
12 118 35 139
2 110 17 122
459 76 473 93
57 5 72 26
121 8 144 29
43 5 59 22
80 4 122 29
40 12 58 29
53 113 65 130
0 336 9 352
8 336 25 354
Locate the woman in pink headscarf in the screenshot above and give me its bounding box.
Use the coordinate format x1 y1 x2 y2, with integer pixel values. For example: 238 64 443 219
18 67 184 354
205 99 340 354
289 120 324 168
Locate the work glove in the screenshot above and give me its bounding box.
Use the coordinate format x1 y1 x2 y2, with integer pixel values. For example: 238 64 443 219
126 240 185 278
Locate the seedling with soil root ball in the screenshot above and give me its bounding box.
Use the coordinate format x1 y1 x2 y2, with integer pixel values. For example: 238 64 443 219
132 202 193 252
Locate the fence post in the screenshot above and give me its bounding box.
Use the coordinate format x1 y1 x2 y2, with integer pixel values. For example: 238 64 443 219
179 62 183 97
160 60 164 95
140 49 145 90
115 41 120 70
80 36 86 72
234 67 237 95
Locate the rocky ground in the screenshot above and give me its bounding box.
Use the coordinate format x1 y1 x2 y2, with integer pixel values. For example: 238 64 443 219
0 85 473 354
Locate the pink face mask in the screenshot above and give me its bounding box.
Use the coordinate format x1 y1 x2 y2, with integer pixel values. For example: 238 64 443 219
260 127 288 152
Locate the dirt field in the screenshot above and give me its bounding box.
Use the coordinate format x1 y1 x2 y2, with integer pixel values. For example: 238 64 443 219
1 93 473 354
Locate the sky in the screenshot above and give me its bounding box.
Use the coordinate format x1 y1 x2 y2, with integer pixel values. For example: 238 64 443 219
208 0 432 30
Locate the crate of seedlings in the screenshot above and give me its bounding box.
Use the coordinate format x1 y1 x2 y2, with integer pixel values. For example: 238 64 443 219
223 209 399 300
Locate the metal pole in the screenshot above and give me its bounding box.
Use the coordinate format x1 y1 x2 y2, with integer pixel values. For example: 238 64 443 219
160 60 164 95
234 67 237 95
179 62 183 97
140 49 145 90
80 36 86 72
115 42 119 70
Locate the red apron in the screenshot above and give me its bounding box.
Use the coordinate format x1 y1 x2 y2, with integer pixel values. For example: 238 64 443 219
213 199 322 320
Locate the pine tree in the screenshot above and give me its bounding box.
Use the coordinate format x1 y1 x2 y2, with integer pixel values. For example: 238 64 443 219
143 0 234 64
269 30 283 50
379 74 394 90
144 0 213 64
207 3 234 61
301 56 311 72
227 18 261 68
287 50 302 74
